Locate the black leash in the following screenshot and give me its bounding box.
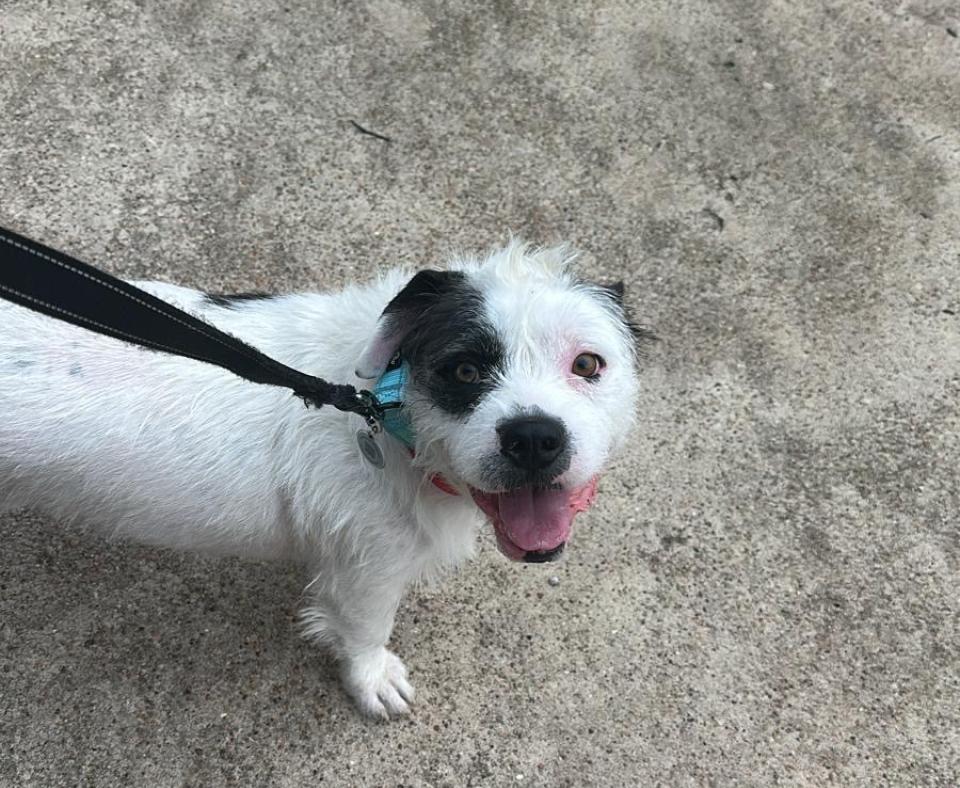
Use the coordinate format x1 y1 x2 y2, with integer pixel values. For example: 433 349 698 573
0 225 383 423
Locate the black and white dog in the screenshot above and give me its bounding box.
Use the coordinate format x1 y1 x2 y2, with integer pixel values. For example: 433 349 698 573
0 241 642 718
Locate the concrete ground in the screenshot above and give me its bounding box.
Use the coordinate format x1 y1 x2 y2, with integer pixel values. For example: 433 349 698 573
1 0 958 784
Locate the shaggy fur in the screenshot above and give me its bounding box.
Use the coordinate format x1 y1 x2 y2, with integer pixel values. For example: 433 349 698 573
0 241 640 718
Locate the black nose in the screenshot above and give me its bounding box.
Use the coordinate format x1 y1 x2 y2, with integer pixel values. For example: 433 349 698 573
497 416 568 472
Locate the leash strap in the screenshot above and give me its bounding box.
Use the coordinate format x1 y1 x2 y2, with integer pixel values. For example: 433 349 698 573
0 225 382 420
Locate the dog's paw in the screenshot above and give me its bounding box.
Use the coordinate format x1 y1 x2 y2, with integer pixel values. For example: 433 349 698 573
341 648 416 720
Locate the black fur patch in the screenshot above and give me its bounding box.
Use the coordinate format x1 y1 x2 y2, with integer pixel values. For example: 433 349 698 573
384 270 505 417
204 292 277 308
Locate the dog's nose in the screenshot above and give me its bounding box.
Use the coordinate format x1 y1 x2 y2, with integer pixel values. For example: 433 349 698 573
497 416 567 472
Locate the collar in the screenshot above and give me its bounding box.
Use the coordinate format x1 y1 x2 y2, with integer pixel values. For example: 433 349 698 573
373 361 460 497
430 476 461 496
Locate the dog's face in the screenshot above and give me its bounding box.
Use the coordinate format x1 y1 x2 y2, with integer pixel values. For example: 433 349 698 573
356 243 643 562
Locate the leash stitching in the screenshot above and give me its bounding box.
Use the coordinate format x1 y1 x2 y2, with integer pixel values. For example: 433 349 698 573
0 282 236 369
0 231 278 371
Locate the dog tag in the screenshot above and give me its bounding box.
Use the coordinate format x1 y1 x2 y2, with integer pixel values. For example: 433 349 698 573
356 430 385 469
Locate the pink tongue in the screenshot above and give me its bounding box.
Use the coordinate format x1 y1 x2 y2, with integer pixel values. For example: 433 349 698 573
497 480 597 552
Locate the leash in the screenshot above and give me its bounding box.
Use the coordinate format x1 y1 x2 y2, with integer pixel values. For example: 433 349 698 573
0 225 384 426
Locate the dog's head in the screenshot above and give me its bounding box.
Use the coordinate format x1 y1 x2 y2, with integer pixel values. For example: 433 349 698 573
356 242 644 562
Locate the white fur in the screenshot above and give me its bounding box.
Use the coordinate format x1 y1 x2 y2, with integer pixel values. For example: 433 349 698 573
0 242 638 718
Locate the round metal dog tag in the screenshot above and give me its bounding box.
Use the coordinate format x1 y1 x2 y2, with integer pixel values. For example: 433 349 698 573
356 430 385 469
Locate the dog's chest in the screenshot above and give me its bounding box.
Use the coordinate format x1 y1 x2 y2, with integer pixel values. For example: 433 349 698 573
414 495 485 578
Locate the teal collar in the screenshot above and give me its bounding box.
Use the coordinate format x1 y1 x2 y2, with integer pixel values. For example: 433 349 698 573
371 362 416 449
370 361 462 497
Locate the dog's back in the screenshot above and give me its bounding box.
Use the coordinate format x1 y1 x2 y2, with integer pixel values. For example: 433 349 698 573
0 282 335 557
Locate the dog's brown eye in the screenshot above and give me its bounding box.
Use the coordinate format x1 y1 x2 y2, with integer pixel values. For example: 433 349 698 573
454 361 480 384
572 353 602 378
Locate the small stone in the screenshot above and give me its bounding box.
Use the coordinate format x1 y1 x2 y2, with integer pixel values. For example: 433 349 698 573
548 576 560 586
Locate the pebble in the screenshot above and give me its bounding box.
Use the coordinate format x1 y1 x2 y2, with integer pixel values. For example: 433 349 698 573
548 576 560 586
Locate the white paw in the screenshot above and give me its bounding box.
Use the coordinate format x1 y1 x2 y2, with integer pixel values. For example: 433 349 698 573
341 648 416 720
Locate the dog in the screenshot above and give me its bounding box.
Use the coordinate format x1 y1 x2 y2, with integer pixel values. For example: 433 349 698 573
0 240 642 718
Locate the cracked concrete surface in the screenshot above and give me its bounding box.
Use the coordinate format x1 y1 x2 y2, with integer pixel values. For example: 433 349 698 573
1 1 959 785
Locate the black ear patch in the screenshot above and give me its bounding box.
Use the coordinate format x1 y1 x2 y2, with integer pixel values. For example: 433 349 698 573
355 269 484 380
382 270 467 318
592 279 657 349
602 281 626 302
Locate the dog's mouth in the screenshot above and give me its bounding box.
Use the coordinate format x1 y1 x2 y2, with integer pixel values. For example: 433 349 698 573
469 477 599 562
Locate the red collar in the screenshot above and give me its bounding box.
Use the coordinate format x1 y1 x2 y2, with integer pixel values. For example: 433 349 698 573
407 448 460 496
429 473 460 496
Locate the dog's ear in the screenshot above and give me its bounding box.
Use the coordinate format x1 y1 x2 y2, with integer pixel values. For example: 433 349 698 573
599 280 626 302
355 270 464 379
592 279 657 347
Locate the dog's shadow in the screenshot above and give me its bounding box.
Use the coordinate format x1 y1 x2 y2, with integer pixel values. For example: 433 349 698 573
0 511 362 726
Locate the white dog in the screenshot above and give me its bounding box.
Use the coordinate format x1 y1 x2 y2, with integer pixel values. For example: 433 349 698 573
0 241 642 718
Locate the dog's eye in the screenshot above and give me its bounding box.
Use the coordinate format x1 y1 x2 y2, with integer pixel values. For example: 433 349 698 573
454 361 480 384
572 352 602 378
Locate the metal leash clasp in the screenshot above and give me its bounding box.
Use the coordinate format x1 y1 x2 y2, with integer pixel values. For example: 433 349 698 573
354 390 386 468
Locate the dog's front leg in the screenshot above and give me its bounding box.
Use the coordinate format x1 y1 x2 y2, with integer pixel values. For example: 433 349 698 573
301 565 415 719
